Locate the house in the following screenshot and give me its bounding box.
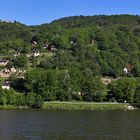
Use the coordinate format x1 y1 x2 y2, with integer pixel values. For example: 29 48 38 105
0 60 9 66
3 68 10 74
101 77 120 85
27 50 40 57
0 67 17 78
2 80 11 90
123 67 128 74
48 44 57 52
14 52 21 57
33 51 40 57
101 77 112 85
70 40 77 46
3 20 13 23
11 67 17 73
0 69 10 78
43 42 49 49
72 91 82 96
32 41 38 45
123 64 134 74
70 40 74 44
91 39 95 45
2 84 10 90
78 92 82 96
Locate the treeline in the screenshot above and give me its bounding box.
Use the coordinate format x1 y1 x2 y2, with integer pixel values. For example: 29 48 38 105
0 21 32 55
50 15 140 29
0 88 43 108
10 69 140 104
0 70 140 108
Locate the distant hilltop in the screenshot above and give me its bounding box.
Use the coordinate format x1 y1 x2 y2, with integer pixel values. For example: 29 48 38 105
0 19 14 23
1 14 140 26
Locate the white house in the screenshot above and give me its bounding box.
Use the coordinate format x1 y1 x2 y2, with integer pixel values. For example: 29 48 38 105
27 50 40 57
11 67 17 73
70 40 74 44
2 80 11 90
33 51 40 57
2 85 10 90
78 92 82 96
123 67 128 74
0 60 9 66
32 41 38 45
14 52 21 57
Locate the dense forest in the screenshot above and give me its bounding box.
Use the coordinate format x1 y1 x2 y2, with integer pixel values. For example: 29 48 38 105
0 15 140 107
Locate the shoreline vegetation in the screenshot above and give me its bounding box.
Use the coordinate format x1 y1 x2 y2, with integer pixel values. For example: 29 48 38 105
42 102 134 110
0 102 137 110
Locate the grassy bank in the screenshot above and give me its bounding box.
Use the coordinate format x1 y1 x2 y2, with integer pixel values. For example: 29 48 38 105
43 101 129 110
0 105 28 109
0 102 134 110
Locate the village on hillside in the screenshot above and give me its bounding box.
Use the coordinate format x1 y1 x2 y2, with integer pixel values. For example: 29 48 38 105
0 38 134 90
0 40 59 90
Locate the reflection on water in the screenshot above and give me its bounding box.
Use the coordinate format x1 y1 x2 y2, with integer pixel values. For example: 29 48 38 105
0 109 140 140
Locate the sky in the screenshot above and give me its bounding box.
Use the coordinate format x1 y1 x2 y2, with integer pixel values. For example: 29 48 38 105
0 0 140 25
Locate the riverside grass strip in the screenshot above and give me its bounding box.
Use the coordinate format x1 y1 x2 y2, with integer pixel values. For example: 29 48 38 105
43 102 129 110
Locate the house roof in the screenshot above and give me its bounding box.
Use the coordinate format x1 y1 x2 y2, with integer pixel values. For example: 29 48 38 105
125 64 134 72
0 60 9 63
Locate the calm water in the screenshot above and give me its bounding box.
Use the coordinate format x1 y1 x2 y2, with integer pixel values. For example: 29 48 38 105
0 109 140 140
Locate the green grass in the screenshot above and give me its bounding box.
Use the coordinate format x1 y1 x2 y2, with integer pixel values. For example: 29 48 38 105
0 105 28 109
0 102 131 110
0 77 8 81
0 105 18 109
43 101 129 110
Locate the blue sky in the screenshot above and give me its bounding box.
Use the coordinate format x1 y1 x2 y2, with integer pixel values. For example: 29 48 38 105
0 0 140 25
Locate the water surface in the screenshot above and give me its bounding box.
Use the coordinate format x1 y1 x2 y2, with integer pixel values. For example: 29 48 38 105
0 109 140 140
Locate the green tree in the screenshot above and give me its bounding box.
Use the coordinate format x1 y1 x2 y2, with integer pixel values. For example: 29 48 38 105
13 55 28 68
0 89 7 105
26 93 36 107
108 78 137 103
82 77 107 102
35 95 44 108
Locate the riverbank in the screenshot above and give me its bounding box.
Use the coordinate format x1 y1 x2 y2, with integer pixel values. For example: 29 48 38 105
0 102 137 110
0 105 29 109
43 102 130 110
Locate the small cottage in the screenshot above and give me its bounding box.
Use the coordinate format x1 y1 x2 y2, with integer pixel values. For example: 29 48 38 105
32 50 40 57
123 64 134 74
0 67 17 78
0 60 9 66
27 50 40 57
91 39 95 45
123 67 128 74
11 67 17 73
101 77 112 85
48 44 57 52
32 41 38 45
14 52 21 57
2 80 11 90
43 42 49 49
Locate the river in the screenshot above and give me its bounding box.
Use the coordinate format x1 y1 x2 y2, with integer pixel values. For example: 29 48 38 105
0 109 140 140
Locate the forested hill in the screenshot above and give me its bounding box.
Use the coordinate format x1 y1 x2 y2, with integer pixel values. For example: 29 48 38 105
0 15 140 105
0 21 32 54
49 15 140 28
0 15 140 77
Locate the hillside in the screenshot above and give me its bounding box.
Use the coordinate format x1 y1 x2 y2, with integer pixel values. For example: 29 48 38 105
0 15 140 77
0 15 140 106
35 15 140 77
50 15 140 28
